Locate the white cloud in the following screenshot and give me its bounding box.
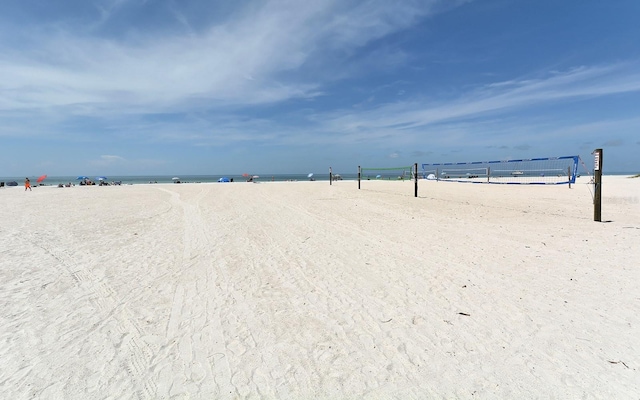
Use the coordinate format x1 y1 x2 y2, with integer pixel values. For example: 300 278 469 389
100 155 125 162
89 154 125 168
316 63 640 137
0 0 447 115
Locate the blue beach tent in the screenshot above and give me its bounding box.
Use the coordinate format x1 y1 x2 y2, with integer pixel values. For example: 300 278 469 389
218 177 230 182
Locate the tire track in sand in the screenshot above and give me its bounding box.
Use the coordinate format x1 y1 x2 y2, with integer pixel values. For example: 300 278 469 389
27 233 158 399
156 187 234 398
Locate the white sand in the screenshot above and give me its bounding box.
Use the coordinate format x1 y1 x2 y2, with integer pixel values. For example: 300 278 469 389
1 176 639 399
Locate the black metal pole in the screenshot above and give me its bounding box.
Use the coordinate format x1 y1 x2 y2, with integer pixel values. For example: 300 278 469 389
593 149 603 222
358 166 361 189
414 163 418 197
329 167 332 186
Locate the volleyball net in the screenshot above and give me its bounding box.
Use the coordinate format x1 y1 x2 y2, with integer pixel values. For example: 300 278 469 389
360 165 415 181
358 164 419 197
421 156 580 185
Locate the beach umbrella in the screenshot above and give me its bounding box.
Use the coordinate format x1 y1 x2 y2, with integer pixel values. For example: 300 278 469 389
172 177 180 180
376 174 381 179
36 174 48 183
242 173 250 177
307 173 314 178
77 176 88 180
252 175 259 179
96 176 107 181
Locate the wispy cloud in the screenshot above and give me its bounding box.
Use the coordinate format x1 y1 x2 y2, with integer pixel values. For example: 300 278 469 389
100 154 125 162
11 1 635 139
89 154 126 167
0 0 447 116
603 139 624 147
318 64 640 137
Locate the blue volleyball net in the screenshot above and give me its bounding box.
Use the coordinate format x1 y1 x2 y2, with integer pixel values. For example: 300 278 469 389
421 156 580 185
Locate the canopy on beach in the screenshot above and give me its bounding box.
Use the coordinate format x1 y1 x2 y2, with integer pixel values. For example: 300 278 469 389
172 177 180 180
77 176 88 180
96 176 107 181
218 177 230 183
36 175 47 183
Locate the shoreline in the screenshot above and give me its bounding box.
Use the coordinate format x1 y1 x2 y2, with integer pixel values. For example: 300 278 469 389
2 172 639 187
2 173 639 187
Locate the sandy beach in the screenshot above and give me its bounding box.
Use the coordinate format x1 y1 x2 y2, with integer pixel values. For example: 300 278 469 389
1 176 639 399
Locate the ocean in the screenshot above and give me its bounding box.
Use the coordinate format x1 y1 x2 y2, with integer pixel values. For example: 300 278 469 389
1 172 635 187
0 173 360 186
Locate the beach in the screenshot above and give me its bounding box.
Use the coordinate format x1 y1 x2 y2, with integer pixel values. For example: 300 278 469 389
1 176 639 399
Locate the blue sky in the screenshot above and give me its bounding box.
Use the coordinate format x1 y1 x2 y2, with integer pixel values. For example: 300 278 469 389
1 0 639 176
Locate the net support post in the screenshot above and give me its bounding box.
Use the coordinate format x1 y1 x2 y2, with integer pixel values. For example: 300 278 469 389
593 149 603 221
568 167 572 189
414 163 418 197
329 167 332 186
358 166 361 189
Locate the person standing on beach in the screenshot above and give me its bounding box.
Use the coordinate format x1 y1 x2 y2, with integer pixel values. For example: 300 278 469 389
24 178 31 191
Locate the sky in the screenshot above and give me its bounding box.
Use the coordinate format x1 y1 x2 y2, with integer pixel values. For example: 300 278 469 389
1 0 639 176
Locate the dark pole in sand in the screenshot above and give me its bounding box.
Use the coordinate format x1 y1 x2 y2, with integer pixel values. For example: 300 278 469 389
593 148 603 222
358 166 361 189
568 167 572 189
414 163 418 197
329 167 332 186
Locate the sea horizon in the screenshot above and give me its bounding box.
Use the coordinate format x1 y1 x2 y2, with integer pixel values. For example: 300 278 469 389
1 173 356 186
1 170 638 187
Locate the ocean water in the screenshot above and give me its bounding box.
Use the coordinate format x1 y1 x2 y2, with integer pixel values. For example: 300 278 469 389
0 173 360 186
1 172 635 187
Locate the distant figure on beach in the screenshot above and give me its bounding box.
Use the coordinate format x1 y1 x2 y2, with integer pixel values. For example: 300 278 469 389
24 178 31 191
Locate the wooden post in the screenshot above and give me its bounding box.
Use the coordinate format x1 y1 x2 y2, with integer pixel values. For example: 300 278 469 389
358 166 361 189
593 149 603 222
414 163 418 197
329 167 333 186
